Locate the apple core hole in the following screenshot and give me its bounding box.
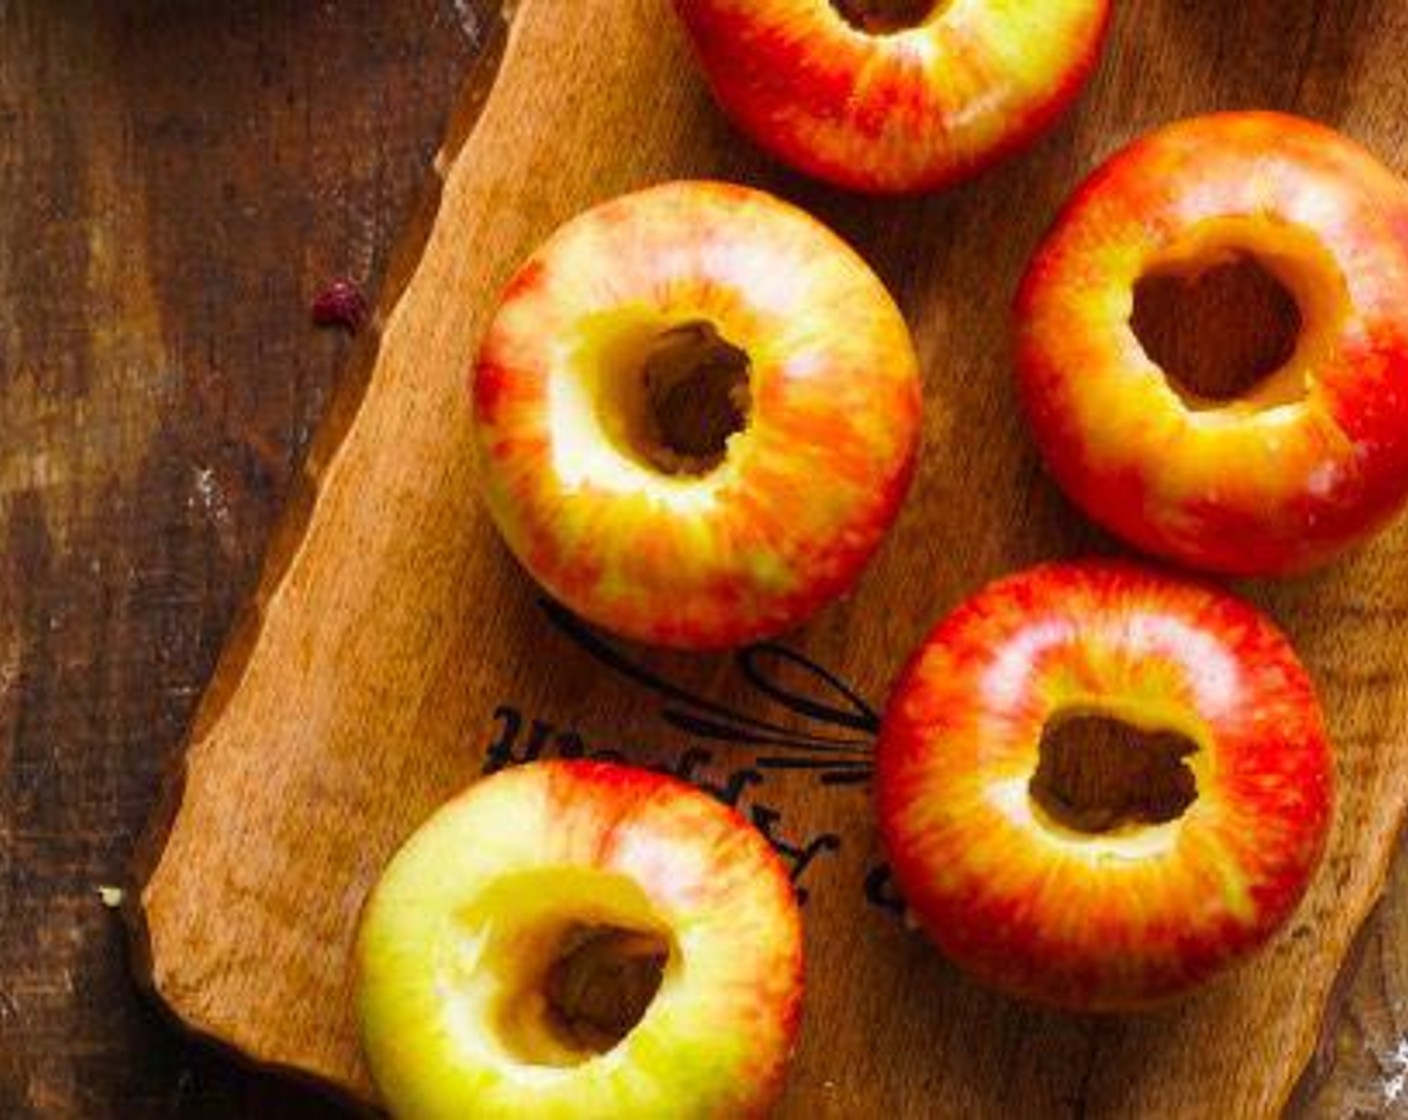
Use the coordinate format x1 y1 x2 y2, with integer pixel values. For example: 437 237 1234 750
1132 253 1306 411
830 0 943 33
543 924 670 1056
1030 714 1199 834
459 869 677 1068
602 320 752 477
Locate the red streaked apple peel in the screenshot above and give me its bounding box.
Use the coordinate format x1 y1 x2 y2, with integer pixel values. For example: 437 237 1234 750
673 0 1112 194
875 560 1333 1011
473 181 921 649
357 761 805 1120
1017 111 1408 575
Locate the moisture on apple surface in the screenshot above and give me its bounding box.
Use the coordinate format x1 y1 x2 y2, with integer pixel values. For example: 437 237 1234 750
472 180 922 649
673 0 1112 194
1017 111 1408 576
875 560 1334 1011
357 761 805 1120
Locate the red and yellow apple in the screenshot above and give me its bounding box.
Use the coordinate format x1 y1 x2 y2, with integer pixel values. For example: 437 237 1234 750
875 560 1333 1011
473 180 921 649
357 760 805 1119
1016 111 1408 575
673 0 1112 194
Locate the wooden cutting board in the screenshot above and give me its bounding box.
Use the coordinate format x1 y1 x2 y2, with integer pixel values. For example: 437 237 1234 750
129 1 1408 1116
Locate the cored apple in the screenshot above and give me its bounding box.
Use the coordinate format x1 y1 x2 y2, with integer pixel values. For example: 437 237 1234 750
1016 111 1408 575
673 0 1112 194
473 180 921 649
357 760 805 1119
875 560 1333 1011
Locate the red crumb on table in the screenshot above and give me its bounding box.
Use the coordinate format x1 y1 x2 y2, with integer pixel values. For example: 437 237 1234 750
311 279 370 333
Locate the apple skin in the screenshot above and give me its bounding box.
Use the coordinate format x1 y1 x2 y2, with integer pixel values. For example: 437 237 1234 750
357 760 805 1120
473 180 921 649
1016 112 1408 575
875 559 1333 1011
673 0 1112 194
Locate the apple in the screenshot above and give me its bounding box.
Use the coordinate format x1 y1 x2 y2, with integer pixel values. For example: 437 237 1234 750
1016 111 1408 575
357 760 805 1119
875 559 1333 1011
473 180 921 649
673 0 1112 194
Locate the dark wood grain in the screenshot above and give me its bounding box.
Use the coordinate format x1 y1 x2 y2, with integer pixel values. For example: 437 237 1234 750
0 2 492 1116
5 0 1408 1118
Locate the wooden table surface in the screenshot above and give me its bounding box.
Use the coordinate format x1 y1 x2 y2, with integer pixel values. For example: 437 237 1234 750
1 1 1406 1118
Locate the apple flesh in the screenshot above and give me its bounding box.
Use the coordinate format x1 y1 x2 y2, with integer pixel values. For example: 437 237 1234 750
473 181 921 649
673 0 1112 194
875 560 1333 1011
1016 111 1408 575
357 760 805 1119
